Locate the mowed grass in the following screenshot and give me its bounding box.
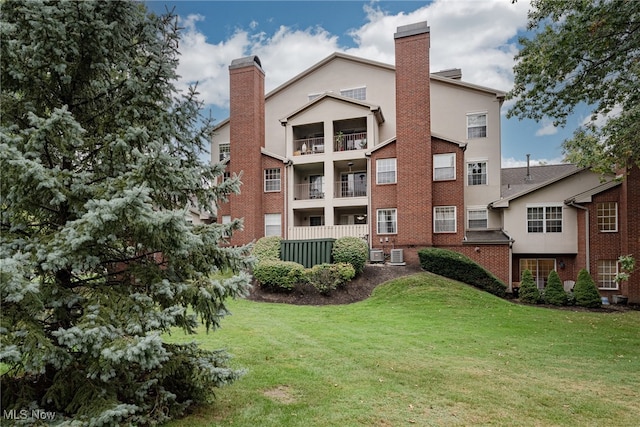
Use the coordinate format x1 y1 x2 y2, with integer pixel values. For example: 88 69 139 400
165 272 640 426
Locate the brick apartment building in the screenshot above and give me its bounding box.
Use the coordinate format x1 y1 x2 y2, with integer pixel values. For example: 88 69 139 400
210 21 639 303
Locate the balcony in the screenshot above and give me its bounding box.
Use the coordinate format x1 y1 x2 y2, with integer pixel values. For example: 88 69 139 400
294 182 325 200
334 132 367 152
294 137 325 155
288 224 368 240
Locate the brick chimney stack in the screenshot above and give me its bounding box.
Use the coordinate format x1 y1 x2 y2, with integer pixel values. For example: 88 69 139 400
394 21 433 246
228 55 265 245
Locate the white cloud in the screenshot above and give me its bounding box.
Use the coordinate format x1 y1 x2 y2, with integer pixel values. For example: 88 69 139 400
173 0 531 114
535 119 559 136
501 156 566 168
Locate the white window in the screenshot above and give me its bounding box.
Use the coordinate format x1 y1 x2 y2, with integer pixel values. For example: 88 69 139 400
597 202 618 232
221 215 231 237
264 213 281 237
264 168 281 192
376 158 397 184
520 259 556 289
527 206 562 233
467 113 487 139
219 143 230 161
467 209 488 229
377 209 397 234
597 259 619 290
308 93 322 102
340 86 366 100
467 161 487 185
434 206 456 233
434 153 455 181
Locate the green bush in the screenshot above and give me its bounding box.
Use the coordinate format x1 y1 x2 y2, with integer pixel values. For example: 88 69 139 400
252 236 282 262
574 269 602 308
306 263 355 295
518 269 541 304
417 248 506 297
543 270 568 306
252 259 304 291
332 237 369 274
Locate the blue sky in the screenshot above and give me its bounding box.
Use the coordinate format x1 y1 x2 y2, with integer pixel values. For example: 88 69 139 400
146 0 590 167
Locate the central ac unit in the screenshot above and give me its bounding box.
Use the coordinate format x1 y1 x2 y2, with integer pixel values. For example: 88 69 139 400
390 249 405 265
369 249 384 263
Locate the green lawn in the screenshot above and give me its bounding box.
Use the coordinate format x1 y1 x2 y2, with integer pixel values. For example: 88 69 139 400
165 272 640 426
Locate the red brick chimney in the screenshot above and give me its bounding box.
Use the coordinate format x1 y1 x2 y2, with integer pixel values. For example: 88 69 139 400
228 55 265 245
394 21 433 246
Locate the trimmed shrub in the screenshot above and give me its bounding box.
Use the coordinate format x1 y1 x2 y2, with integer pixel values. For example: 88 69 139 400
306 263 355 295
251 236 282 262
543 270 568 306
252 260 305 291
574 268 602 308
417 248 506 297
518 269 540 304
332 237 369 274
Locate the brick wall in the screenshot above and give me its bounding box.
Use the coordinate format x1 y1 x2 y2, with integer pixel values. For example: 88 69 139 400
621 167 640 303
432 138 465 247
370 143 398 249
228 57 265 246
394 22 432 247
262 156 286 237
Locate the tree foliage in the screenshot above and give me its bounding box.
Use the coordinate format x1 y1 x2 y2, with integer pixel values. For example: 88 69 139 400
518 269 540 304
574 269 602 308
0 1 251 424
507 0 640 175
543 270 567 306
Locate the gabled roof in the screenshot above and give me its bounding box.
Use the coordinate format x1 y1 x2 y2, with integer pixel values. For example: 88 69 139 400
266 51 506 103
365 133 466 156
491 164 585 208
260 147 289 164
564 178 622 204
279 92 385 125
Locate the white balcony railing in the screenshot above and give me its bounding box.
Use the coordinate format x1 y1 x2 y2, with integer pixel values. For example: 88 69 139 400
294 183 325 200
294 137 325 155
287 224 368 240
335 132 367 152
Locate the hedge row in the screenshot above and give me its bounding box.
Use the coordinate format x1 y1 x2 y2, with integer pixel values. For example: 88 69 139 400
417 247 506 297
252 260 355 295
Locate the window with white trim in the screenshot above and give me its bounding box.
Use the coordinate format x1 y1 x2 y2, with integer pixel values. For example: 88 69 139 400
467 161 487 185
434 206 456 233
527 206 562 233
597 259 619 290
467 209 488 229
264 213 281 237
520 259 556 289
221 215 231 237
377 209 397 234
467 113 487 139
434 153 455 181
264 168 281 192
219 143 230 161
597 202 618 232
376 158 397 184
340 86 366 100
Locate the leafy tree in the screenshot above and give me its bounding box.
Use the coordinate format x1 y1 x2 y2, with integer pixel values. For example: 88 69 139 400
507 0 640 175
518 269 540 304
543 270 567 306
0 1 251 424
574 269 602 308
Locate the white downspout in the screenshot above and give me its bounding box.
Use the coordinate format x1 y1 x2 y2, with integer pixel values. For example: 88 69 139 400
568 201 590 271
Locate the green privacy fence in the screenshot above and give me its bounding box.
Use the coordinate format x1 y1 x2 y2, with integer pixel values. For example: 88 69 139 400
280 238 335 268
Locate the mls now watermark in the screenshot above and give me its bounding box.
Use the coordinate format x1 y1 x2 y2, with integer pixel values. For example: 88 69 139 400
3 409 57 421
